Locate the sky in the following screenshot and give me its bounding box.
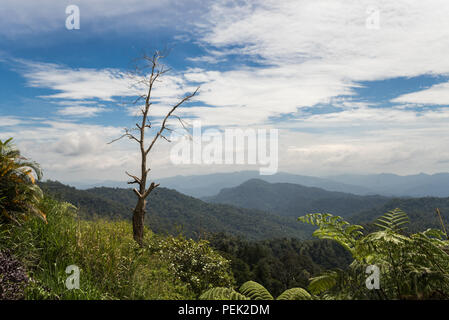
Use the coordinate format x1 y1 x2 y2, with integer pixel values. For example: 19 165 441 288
1 0 449 183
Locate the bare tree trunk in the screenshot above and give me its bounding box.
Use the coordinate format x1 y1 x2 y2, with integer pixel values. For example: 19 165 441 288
133 197 146 245
109 51 199 246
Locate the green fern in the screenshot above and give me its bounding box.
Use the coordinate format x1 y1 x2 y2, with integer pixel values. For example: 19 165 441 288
374 208 409 232
300 207 449 299
200 281 312 300
277 288 311 300
298 213 363 254
239 281 274 300
199 287 249 300
308 271 339 295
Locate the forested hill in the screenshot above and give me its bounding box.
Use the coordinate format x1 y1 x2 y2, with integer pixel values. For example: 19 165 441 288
351 196 449 232
38 180 311 240
204 179 390 218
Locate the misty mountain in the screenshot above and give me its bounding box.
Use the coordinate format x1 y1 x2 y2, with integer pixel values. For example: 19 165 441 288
39 180 311 240
154 171 373 198
204 179 390 218
327 173 449 197
66 171 449 199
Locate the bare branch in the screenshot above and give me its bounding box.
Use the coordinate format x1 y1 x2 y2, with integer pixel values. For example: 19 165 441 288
132 188 142 198
126 171 141 185
143 182 160 198
108 128 140 144
133 94 147 105
145 86 199 155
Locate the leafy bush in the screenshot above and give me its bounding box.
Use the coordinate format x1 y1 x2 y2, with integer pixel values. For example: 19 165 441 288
149 235 234 296
0 138 46 224
299 209 449 299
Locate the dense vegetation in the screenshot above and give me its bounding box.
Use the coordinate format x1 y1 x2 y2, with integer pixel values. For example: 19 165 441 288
0 196 235 299
203 209 449 300
351 197 449 233
298 209 449 299
207 233 351 297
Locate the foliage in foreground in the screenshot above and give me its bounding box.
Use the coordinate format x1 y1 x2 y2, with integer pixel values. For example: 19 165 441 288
0 138 46 224
200 280 311 300
0 196 234 300
299 208 449 299
149 235 234 296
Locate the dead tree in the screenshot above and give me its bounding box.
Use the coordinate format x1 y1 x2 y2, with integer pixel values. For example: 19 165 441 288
110 51 199 246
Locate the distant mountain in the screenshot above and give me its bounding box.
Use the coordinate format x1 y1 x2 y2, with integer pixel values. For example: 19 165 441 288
204 179 390 218
39 180 310 240
204 178 449 234
65 171 449 198
155 171 372 198
327 173 449 197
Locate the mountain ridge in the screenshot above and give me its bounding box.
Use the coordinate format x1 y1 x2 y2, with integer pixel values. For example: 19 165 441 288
38 180 311 240
204 178 390 218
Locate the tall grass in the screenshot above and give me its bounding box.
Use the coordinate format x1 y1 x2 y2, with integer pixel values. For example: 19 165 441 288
0 196 199 299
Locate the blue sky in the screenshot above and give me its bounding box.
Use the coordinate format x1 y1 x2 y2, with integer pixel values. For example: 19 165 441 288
1 0 449 183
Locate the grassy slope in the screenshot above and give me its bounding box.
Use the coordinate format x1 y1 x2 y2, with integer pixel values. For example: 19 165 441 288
0 196 234 300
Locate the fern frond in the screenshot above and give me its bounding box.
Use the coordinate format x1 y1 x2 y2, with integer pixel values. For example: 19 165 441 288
239 281 274 300
373 208 409 232
298 213 363 253
277 288 311 300
199 287 249 300
308 271 338 295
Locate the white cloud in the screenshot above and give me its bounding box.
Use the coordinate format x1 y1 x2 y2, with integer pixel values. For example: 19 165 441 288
5 0 449 179
200 0 449 78
181 0 449 127
0 0 208 37
0 116 27 127
392 81 449 105
19 61 138 101
57 106 107 117
17 59 198 104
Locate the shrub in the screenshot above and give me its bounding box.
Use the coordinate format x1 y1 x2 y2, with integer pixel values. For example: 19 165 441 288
0 138 46 224
149 235 235 296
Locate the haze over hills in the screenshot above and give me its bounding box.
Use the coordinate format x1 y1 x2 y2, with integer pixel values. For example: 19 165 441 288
67 171 449 198
326 173 449 197
204 179 390 218
68 171 372 197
